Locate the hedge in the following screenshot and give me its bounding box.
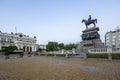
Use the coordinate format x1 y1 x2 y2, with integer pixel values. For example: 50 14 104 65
112 54 120 59
88 54 108 58
88 53 120 59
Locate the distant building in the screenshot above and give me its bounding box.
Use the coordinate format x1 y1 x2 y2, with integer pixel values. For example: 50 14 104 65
105 29 120 48
38 44 46 49
0 31 37 52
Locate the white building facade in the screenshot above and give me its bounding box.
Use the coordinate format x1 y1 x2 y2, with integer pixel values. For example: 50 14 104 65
0 31 37 52
105 29 120 48
38 44 46 49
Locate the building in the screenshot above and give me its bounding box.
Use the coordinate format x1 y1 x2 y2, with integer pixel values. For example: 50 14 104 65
105 29 120 48
38 44 46 49
0 31 37 52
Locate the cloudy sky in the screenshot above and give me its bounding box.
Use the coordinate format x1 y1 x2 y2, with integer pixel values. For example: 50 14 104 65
0 0 120 44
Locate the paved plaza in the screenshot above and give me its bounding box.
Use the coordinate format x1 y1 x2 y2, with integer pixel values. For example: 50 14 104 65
0 56 120 80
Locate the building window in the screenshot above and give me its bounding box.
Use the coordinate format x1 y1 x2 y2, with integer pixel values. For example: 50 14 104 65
112 33 115 36
106 37 109 40
106 42 110 45
112 45 115 47
112 42 115 45
106 34 109 37
19 34 23 37
7 38 12 42
112 39 115 41
112 36 116 38
106 40 109 42
1 38 6 42
34 46 36 50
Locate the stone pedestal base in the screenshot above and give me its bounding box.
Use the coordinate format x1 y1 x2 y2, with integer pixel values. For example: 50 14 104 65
80 39 104 48
79 27 104 53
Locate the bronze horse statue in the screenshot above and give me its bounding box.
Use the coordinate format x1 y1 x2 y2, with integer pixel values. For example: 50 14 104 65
82 19 97 29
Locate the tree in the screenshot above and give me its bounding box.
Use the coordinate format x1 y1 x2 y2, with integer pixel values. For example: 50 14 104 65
8 46 18 52
37 48 42 52
46 42 58 51
64 43 77 50
2 46 18 53
58 43 64 50
2 46 18 59
46 42 78 51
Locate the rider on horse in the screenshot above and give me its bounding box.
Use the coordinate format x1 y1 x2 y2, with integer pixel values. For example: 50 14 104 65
82 15 97 29
88 15 92 22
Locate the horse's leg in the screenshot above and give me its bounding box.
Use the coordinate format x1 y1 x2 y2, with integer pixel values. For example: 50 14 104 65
93 23 96 27
86 25 88 29
94 23 96 27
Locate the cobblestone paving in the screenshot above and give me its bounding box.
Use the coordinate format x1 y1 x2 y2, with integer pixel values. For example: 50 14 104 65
0 71 12 80
0 56 120 80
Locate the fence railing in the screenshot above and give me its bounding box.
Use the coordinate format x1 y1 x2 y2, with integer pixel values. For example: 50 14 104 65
88 48 120 54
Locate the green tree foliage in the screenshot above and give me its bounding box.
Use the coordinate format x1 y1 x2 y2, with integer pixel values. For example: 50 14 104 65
2 46 18 53
37 48 42 52
46 42 78 51
58 43 64 50
64 43 77 50
46 42 58 51
37 48 46 52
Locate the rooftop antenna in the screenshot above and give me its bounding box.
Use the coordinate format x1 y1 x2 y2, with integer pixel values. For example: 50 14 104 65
117 25 119 29
116 25 120 31
15 26 17 33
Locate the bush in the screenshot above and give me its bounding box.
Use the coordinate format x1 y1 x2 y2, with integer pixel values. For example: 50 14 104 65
2 46 18 54
88 53 120 59
112 54 120 59
47 54 54 56
88 54 108 58
56 54 66 57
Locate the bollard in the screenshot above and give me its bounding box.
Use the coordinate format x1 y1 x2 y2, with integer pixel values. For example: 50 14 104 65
107 47 112 60
54 54 56 57
65 52 68 58
108 53 112 60
84 53 87 59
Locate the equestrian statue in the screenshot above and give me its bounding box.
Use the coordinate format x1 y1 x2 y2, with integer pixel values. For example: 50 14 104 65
82 15 97 29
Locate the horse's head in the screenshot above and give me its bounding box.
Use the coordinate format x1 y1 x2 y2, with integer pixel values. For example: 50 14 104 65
81 19 85 23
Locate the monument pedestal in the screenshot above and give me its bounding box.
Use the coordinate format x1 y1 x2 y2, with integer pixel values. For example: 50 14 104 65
80 27 104 52
81 39 104 48
77 15 104 55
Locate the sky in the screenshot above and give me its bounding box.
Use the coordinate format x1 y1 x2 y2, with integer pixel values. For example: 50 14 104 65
0 0 120 45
